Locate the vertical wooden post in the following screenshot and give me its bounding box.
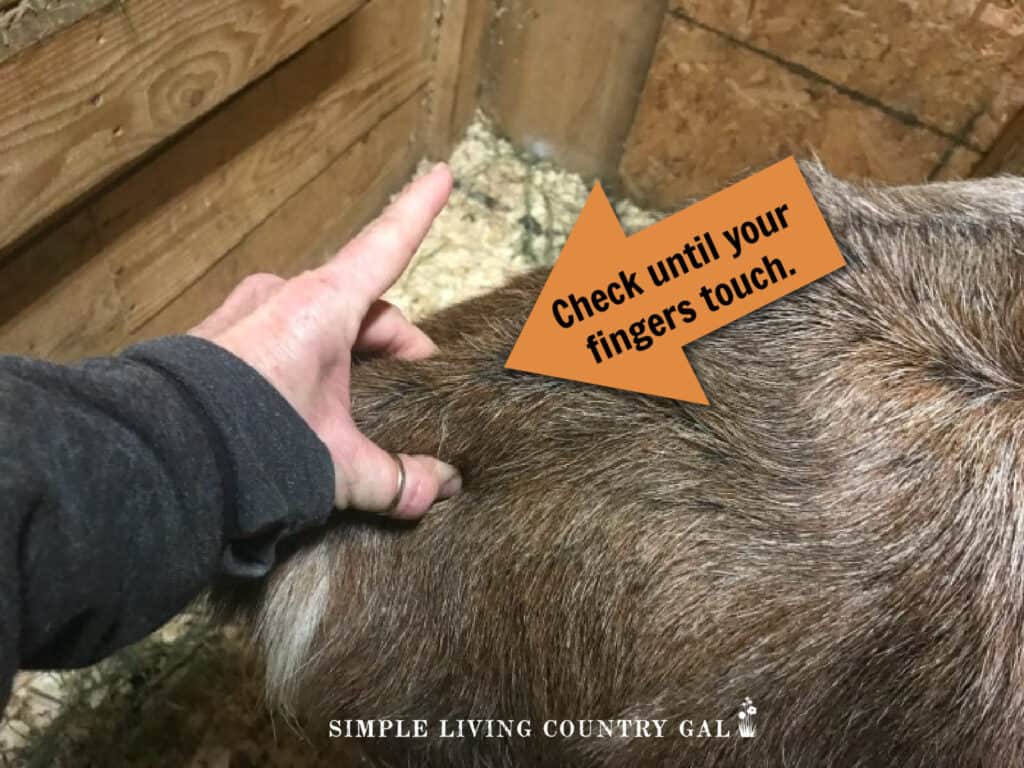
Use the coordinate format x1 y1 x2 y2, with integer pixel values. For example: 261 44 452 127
428 0 495 157
483 0 667 180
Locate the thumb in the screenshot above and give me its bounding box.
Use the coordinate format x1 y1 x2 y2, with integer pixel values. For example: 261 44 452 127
340 433 461 518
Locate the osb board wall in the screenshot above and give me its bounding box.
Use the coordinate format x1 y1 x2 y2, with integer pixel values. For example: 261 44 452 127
0 0 436 361
621 0 1024 208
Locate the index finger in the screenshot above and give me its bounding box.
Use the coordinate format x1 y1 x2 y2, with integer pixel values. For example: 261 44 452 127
318 163 453 310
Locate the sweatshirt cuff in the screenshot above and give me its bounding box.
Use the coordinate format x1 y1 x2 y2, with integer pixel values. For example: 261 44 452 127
123 335 335 579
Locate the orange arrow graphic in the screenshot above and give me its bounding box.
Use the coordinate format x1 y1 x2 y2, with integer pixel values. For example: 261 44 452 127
505 157 847 404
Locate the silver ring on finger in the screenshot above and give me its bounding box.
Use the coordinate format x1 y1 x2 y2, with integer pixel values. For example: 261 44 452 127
386 452 406 514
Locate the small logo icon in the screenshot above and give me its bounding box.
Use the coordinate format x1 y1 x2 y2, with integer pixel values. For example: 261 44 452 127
737 697 757 738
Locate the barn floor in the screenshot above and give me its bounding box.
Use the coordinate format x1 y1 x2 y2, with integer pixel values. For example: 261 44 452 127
0 117 660 767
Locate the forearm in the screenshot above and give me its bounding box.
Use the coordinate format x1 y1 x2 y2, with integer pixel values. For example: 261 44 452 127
0 337 333 703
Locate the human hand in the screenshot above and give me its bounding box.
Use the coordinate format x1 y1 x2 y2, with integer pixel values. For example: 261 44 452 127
190 164 460 519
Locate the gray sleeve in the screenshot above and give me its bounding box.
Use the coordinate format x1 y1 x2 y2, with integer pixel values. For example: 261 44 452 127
0 335 334 706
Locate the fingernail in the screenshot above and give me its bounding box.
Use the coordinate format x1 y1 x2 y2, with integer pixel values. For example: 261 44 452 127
437 463 462 500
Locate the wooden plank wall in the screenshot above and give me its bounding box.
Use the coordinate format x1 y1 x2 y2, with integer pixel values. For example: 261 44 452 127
0 0 368 252
0 0 440 361
620 1 1024 208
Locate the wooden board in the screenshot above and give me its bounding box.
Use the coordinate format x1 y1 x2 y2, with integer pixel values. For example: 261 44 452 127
132 96 423 342
670 1 1024 153
619 11 982 209
427 0 493 157
0 0 367 253
0 0 434 361
482 0 666 180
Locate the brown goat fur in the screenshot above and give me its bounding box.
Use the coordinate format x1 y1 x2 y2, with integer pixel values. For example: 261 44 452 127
221 162 1024 766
